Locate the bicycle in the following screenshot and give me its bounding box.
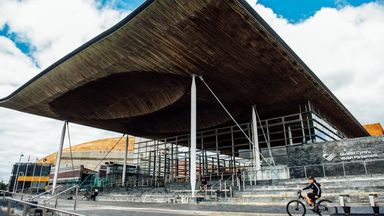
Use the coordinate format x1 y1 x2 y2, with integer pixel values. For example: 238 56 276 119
81 191 91 201
286 190 332 216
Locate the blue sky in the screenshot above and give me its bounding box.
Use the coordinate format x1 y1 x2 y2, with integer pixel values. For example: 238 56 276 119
0 24 34 57
97 0 379 23
258 0 379 22
98 0 144 10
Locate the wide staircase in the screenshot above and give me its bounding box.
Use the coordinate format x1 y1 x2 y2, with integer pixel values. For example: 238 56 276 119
227 175 384 205
97 174 384 205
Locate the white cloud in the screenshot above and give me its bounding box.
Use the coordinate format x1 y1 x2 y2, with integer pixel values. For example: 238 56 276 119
251 2 384 125
245 0 258 7
0 0 127 70
0 109 120 182
0 37 37 96
0 0 127 182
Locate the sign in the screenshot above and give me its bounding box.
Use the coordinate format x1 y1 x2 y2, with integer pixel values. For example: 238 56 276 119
323 150 379 162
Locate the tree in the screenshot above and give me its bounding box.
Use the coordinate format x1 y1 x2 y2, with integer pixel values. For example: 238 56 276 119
0 180 7 190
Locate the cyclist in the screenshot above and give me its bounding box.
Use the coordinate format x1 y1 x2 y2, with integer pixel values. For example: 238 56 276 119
302 176 321 210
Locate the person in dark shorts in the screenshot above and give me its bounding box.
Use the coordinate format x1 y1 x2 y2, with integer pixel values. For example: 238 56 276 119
302 176 321 209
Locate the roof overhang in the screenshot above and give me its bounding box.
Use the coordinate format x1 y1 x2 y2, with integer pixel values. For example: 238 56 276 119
0 0 369 138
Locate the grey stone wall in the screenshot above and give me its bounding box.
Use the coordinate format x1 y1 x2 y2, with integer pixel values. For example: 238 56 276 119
286 136 384 178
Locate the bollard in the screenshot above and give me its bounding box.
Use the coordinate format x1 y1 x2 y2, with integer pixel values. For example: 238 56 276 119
339 194 350 215
74 187 78 211
237 177 240 191
369 194 380 215
54 195 59 208
22 204 27 216
242 176 245 191
7 200 11 215
224 181 227 198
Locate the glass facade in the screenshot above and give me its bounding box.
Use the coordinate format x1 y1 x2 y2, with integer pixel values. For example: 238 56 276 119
312 113 345 142
130 101 350 182
8 163 51 192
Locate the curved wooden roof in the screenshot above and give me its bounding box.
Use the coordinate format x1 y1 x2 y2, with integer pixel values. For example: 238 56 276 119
0 0 368 138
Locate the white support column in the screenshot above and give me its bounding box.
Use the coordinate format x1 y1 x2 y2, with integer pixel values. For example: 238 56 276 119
288 126 293 145
252 106 261 171
122 134 128 187
190 75 197 197
52 121 67 195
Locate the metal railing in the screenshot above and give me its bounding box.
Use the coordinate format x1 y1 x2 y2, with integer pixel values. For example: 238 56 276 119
207 173 236 198
1 195 83 216
30 185 63 201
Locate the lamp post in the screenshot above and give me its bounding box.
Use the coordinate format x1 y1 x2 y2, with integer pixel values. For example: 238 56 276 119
12 153 24 193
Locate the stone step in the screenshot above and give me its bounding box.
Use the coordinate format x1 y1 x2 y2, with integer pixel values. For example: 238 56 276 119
97 175 384 205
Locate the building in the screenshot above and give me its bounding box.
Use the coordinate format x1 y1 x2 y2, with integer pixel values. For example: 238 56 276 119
47 165 97 188
39 137 137 188
39 137 136 171
8 163 51 193
1 0 380 190
363 123 384 136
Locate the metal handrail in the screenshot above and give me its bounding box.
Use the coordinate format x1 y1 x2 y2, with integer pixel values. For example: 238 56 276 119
210 173 235 189
42 185 78 202
0 189 33 199
30 185 63 201
4 197 84 216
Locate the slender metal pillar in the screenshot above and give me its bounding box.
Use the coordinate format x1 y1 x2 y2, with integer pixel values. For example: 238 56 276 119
21 161 29 194
52 121 67 195
190 75 197 197
13 153 23 193
122 134 128 187
252 106 261 171
37 164 43 193
31 163 36 192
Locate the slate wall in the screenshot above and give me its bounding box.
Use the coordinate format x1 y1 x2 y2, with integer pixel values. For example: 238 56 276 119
286 136 384 178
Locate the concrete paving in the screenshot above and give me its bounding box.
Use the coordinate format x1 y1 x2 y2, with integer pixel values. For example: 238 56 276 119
2 197 383 215
47 199 383 216
51 199 296 215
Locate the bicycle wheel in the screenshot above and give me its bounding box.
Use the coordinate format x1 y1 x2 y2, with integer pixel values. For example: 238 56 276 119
286 200 306 216
318 200 332 215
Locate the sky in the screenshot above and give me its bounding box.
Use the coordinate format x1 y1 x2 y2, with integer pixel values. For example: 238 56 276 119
0 0 383 182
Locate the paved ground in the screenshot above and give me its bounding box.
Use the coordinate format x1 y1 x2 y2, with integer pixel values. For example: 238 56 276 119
56 200 287 216
47 199 384 216
2 198 383 215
